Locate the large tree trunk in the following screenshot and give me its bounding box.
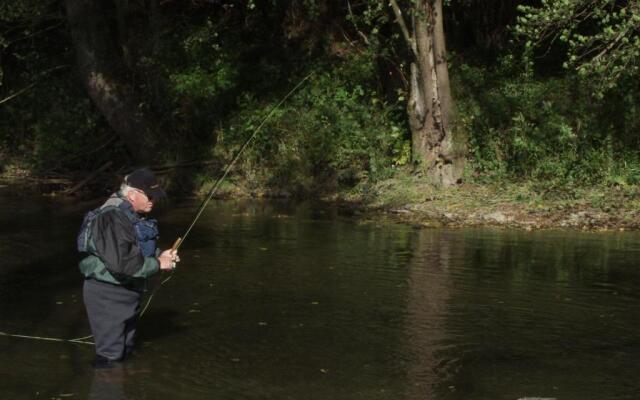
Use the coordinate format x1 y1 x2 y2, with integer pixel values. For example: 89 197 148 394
403 0 464 186
65 0 156 164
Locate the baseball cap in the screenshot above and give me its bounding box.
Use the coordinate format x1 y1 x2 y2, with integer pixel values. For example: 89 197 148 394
125 167 167 200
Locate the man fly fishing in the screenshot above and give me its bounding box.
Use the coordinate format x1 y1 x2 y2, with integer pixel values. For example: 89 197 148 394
0 74 311 355
77 167 179 368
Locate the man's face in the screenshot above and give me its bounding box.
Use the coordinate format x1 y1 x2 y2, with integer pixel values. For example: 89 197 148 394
127 189 154 213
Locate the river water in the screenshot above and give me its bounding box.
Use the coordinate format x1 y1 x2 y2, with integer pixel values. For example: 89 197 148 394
1 186 640 399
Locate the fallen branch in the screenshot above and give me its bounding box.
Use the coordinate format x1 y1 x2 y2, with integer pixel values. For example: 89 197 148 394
0 83 37 106
151 159 221 172
63 160 114 195
84 135 118 156
0 65 69 106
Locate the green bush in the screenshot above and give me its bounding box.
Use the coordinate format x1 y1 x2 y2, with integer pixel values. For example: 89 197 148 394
0 77 112 174
215 54 407 195
455 56 640 194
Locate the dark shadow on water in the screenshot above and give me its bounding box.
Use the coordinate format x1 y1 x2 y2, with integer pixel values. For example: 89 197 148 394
89 364 129 400
0 253 88 362
136 309 186 342
87 362 154 400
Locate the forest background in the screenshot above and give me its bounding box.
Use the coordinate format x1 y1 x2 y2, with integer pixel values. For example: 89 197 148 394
1 0 639 229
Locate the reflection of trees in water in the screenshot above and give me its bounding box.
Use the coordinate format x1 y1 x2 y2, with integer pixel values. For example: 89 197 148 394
88 363 153 400
405 229 454 399
463 230 631 286
402 228 640 399
89 364 128 400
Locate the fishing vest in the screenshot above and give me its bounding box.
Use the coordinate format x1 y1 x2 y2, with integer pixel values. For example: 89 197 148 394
77 194 159 284
78 195 159 256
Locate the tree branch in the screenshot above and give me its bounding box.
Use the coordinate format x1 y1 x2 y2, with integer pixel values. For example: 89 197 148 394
591 25 631 63
389 0 417 57
347 0 370 45
5 21 65 47
151 159 221 172
0 65 68 106
0 82 36 105
63 160 114 195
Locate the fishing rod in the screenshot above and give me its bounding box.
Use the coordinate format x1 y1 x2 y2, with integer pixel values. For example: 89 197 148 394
0 72 313 345
141 71 312 318
170 72 313 254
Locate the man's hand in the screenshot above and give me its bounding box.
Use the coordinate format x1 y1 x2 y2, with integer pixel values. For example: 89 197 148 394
158 249 180 271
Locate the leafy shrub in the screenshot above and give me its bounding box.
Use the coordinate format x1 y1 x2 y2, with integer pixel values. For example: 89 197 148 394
455 56 640 194
216 53 407 195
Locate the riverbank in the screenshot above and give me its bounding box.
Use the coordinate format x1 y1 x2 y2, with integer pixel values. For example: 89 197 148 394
3 168 639 231
345 175 640 232
192 172 640 231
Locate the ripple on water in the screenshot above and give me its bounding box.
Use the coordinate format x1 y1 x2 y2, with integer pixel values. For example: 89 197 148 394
3 199 640 399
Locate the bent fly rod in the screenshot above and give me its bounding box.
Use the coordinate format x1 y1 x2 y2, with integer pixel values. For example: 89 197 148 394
169 72 313 254
0 73 313 346
138 72 314 315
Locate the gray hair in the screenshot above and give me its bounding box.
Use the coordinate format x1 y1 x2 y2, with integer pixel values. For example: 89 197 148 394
119 183 136 197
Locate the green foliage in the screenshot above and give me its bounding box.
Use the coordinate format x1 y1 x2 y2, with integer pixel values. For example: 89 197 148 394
2 0 639 203
216 54 406 195
167 22 236 102
0 78 114 172
0 1 47 21
0 0 53 74
456 55 640 196
0 1 111 174
170 62 237 99
516 0 640 97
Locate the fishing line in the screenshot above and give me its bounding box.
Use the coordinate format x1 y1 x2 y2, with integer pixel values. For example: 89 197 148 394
139 72 312 314
0 331 94 345
138 72 313 317
0 73 313 346
174 72 313 252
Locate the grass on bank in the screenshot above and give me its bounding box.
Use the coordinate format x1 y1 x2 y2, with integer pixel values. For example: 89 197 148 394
359 170 640 225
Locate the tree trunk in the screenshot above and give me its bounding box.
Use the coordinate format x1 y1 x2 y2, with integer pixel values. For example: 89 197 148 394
114 0 131 68
432 0 452 132
149 0 161 57
406 0 464 186
64 0 156 164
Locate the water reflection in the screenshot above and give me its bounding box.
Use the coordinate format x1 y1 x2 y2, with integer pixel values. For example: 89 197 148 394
89 364 128 400
423 229 640 400
2 192 640 399
88 362 154 400
404 229 453 399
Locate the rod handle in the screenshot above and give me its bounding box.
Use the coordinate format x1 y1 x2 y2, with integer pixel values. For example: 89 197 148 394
171 237 182 251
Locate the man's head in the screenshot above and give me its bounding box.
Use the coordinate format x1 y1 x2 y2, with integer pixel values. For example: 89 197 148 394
120 168 166 213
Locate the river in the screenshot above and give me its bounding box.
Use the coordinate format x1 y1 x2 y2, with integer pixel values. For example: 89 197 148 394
1 186 639 399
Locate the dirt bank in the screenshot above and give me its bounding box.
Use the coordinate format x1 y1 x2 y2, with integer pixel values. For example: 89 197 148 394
356 181 640 232
4 170 640 232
